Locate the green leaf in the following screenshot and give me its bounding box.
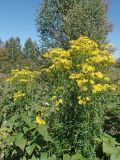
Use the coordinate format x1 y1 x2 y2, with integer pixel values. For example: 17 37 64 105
40 152 47 160
22 116 32 127
71 153 86 160
47 155 56 160
26 143 36 156
23 125 36 134
15 133 27 151
102 140 115 155
20 156 26 160
4 135 15 145
63 154 71 160
37 125 53 142
111 147 120 160
31 155 37 160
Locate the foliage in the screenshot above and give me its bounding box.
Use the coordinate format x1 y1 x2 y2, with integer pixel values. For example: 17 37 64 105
36 0 112 49
23 38 40 58
0 68 53 160
100 133 120 160
103 64 120 143
0 37 41 73
0 37 118 160
5 37 21 61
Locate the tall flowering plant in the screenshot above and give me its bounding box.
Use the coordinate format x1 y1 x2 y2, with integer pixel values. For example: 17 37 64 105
41 36 116 159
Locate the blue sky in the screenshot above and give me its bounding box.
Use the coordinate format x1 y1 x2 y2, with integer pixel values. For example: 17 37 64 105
0 0 120 57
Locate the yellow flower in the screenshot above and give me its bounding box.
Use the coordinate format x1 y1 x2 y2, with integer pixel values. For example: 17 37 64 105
104 77 110 81
36 116 46 125
92 84 104 93
78 96 90 105
76 79 88 87
19 79 28 83
86 97 90 101
110 84 117 91
52 96 57 101
55 99 63 106
78 99 86 105
69 73 83 80
82 64 95 73
95 72 104 79
13 91 25 102
58 99 63 104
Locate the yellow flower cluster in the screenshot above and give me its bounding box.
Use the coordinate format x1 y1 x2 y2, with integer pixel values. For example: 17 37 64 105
82 64 95 73
78 96 91 105
89 54 115 65
36 116 46 125
42 36 116 106
69 73 83 80
43 48 70 59
92 84 117 93
6 68 38 83
51 58 72 70
93 72 104 79
70 36 98 53
52 96 63 106
13 91 25 102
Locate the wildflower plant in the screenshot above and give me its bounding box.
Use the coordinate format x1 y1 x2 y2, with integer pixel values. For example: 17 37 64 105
0 68 53 160
41 36 116 159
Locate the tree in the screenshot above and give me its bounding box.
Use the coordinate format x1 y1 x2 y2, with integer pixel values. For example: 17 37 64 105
36 0 112 50
23 38 39 58
5 37 21 61
0 39 4 48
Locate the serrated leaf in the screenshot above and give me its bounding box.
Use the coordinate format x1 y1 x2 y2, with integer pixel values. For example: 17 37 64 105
63 154 71 160
26 143 36 156
15 133 27 151
37 125 53 142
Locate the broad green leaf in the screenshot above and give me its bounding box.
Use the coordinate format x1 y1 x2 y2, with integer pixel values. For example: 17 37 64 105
20 156 26 160
15 133 27 151
23 125 36 134
111 147 120 160
47 155 56 160
31 155 37 160
102 140 115 155
40 152 48 160
6 115 18 129
26 143 36 156
37 125 53 142
71 153 86 160
4 135 15 145
22 116 32 127
63 154 71 160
